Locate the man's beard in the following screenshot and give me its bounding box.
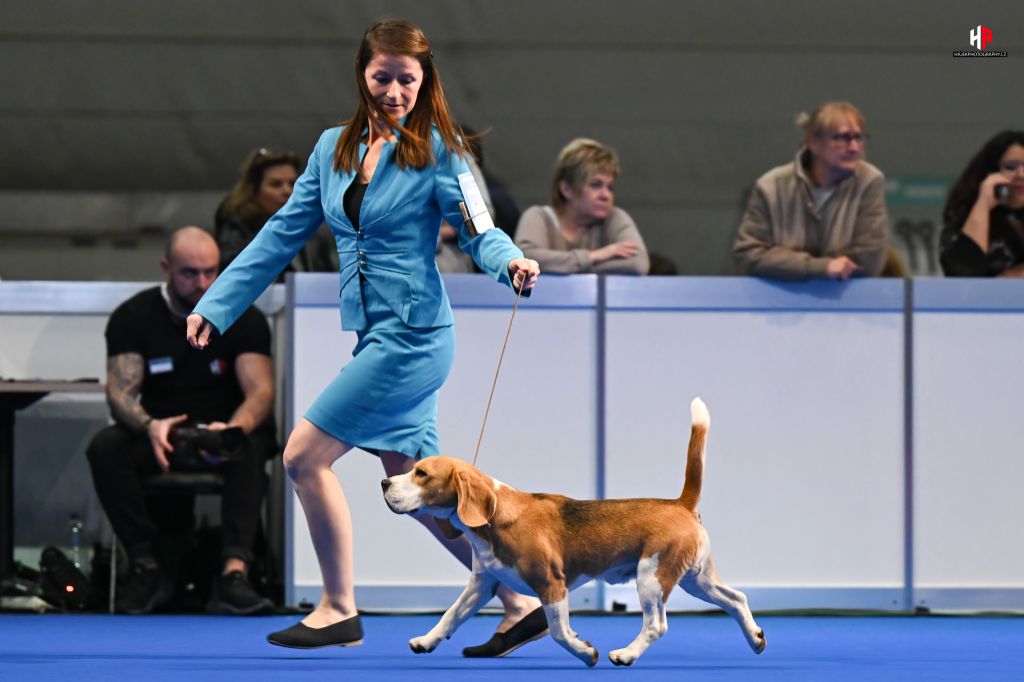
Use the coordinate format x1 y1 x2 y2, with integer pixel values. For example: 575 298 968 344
170 286 202 315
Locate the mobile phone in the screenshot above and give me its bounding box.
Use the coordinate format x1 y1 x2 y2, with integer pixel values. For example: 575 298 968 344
995 183 1011 202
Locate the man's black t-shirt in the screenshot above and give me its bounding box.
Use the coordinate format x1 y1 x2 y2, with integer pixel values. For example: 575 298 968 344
105 286 271 423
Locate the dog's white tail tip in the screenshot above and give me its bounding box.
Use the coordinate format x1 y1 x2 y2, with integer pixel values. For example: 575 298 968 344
690 397 709 428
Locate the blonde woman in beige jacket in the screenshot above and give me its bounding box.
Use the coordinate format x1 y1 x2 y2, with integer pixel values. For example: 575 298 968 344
733 101 889 280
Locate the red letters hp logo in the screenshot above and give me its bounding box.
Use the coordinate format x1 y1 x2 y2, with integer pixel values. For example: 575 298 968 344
970 25 993 50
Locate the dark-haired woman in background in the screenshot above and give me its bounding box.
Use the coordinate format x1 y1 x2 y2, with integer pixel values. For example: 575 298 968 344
941 130 1024 277
215 149 336 278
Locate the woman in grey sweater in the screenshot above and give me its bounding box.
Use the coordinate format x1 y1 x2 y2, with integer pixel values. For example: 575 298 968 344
515 138 649 275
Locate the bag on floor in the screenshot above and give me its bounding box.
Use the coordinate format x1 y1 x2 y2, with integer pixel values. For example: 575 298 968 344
38 546 99 611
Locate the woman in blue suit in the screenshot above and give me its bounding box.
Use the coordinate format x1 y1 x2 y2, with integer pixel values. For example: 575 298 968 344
186 20 543 653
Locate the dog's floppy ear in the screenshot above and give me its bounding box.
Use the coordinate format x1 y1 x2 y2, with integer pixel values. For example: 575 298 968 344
454 469 496 529
434 516 463 540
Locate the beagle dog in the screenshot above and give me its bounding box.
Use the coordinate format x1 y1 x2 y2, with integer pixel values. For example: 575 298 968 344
381 398 765 666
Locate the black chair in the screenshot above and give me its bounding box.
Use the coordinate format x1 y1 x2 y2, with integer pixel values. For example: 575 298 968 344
143 471 225 496
107 471 227 612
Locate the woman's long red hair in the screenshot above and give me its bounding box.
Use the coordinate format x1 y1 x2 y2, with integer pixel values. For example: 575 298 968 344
334 19 471 173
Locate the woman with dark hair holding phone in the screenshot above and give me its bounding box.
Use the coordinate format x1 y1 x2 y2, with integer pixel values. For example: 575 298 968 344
185 19 543 654
941 130 1024 277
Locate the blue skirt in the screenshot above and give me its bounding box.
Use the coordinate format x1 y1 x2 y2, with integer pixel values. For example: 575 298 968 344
304 280 455 458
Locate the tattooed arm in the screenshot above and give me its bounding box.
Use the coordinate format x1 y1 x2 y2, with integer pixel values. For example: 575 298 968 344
105 352 186 471
106 353 149 432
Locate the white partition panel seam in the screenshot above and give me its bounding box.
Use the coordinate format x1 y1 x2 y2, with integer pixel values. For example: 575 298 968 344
902 278 914 612
284 273 297 608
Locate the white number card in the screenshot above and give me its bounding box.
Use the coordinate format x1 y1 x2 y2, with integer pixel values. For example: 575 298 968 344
457 171 495 235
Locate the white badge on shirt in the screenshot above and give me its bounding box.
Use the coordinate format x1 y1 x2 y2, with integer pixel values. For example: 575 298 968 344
457 171 495 236
148 356 173 375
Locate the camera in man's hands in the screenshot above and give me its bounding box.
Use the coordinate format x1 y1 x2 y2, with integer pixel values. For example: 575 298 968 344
168 422 247 470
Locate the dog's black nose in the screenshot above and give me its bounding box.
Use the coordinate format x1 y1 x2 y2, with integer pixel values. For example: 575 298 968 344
381 478 391 492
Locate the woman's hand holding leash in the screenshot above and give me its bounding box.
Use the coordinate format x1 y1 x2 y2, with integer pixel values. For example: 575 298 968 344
508 258 540 293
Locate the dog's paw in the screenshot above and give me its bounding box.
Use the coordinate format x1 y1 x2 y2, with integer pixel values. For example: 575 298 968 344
577 641 599 667
751 629 767 654
608 648 637 667
409 635 439 654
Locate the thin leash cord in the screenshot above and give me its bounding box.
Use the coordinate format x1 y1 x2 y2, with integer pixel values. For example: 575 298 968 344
472 278 525 467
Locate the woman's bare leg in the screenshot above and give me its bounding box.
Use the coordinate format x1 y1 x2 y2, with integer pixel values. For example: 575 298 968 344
380 451 541 632
283 418 357 628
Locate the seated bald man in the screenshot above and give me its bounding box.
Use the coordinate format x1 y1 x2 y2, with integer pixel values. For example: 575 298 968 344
86 226 277 614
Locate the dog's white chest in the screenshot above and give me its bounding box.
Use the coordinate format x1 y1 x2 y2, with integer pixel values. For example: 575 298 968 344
467 536 537 598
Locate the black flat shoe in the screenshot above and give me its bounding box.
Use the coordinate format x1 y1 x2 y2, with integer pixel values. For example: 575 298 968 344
266 615 364 649
462 607 548 658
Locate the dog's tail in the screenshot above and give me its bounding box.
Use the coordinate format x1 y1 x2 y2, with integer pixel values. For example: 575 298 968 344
679 397 710 512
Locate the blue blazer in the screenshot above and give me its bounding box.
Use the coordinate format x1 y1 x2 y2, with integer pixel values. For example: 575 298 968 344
195 125 524 333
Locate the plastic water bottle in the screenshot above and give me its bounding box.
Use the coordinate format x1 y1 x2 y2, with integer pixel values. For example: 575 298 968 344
68 513 84 570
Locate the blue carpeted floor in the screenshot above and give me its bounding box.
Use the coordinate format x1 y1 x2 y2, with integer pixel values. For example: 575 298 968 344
0 613 1021 681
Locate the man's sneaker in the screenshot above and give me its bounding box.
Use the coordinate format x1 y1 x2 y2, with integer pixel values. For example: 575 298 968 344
116 562 173 614
208 571 273 615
